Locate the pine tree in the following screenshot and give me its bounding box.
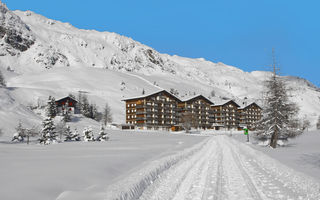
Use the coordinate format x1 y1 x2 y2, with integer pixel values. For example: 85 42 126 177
255 50 301 148
81 95 91 117
62 100 71 122
64 126 73 141
103 103 112 126
39 117 57 144
12 121 25 142
96 126 109 141
46 96 57 118
317 116 320 130
0 69 6 87
83 127 95 142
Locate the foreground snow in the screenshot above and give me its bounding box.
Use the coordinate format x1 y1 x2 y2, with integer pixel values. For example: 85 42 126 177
57 134 320 200
0 131 205 200
1 131 319 200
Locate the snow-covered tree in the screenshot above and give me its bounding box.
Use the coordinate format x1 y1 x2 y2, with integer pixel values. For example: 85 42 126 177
39 117 57 144
25 127 39 145
62 101 71 122
302 118 311 131
96 126 109 141
102 103 112 126
255 53 301 148
46 96 57 118
0 69 6 87
83 127 95 142
12 122 25 142
317 116 320 130
56 120 66 141
64 126 80 141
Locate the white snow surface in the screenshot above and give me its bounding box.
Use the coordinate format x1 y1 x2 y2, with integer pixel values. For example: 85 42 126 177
0 4 320 135
1 131 320 200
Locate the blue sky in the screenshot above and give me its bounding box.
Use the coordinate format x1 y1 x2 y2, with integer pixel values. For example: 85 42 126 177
4 0 320 86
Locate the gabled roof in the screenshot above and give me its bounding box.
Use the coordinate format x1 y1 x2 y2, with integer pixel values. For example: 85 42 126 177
122 89 182 102
55 96 78 103
181 94 213 105
239 102 262 110
211 99 240 107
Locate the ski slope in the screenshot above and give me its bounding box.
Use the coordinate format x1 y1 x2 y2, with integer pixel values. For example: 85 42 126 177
58 135 320 200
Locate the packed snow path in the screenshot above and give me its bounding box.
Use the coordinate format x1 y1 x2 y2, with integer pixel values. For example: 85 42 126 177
122 136 319 200
58 135 320 200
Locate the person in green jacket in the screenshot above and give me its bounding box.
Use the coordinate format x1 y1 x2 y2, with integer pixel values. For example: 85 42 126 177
244 127 249 142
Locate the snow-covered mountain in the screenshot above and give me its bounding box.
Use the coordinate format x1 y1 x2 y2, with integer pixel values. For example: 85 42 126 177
0 1 320 135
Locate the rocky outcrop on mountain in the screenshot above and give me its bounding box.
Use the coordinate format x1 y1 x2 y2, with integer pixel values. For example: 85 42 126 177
0 1 35 56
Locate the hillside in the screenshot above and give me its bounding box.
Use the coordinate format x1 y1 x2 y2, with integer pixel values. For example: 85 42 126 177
0 1 320 136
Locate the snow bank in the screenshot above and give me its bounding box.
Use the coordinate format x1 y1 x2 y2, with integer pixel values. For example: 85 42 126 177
229 137 320 199
56 137 210 200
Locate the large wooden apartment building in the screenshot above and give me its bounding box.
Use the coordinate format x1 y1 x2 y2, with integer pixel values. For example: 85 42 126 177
122 90 181 130
211 100 240 130
123 90 262 131
238 103 262 130
178 95 213 129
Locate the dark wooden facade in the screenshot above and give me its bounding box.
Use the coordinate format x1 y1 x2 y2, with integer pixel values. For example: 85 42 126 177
178 95 213 129
238 103 262 130
124 90 262 131
123 90 181 130
55 96 79 114
211 100 240 130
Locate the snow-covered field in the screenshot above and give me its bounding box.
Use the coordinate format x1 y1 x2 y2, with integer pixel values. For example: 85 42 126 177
233 130 320 182
1 130 320 200
0 130 206 200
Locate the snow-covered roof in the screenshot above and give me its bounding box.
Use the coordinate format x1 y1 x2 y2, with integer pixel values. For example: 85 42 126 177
181 94 213 104
122 89 181 102
211 99 240 107
55 96 78 103
238 102 262 110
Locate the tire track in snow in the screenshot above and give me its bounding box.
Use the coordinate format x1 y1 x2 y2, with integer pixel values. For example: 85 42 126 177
226 139 263 200
228 138 320 200
139 138 216 200
201 138 224 200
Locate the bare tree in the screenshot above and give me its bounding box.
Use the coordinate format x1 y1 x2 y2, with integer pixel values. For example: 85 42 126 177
181 112 193 133
302 118 311 131
255 50 301 148
103 102 112 126
0 69 6 87
0 128 4 137
317 116 320 130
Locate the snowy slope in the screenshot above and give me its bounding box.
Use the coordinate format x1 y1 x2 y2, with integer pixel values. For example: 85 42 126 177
0 2 320 135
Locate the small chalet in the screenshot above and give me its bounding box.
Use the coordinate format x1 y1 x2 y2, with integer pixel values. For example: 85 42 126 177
55 96 79 115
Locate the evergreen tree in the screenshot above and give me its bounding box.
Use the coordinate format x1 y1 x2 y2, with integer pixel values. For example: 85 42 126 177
46 96 57 118
39 117 57 144
81 95 91 117
62 100 71 122
0 69 6 87
103 103 112 126
12 121 25 142
89 104 98 120
255 51 301 148
317 116 320 130
64 126 73 141
96 125 109 141
83 127 95 142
